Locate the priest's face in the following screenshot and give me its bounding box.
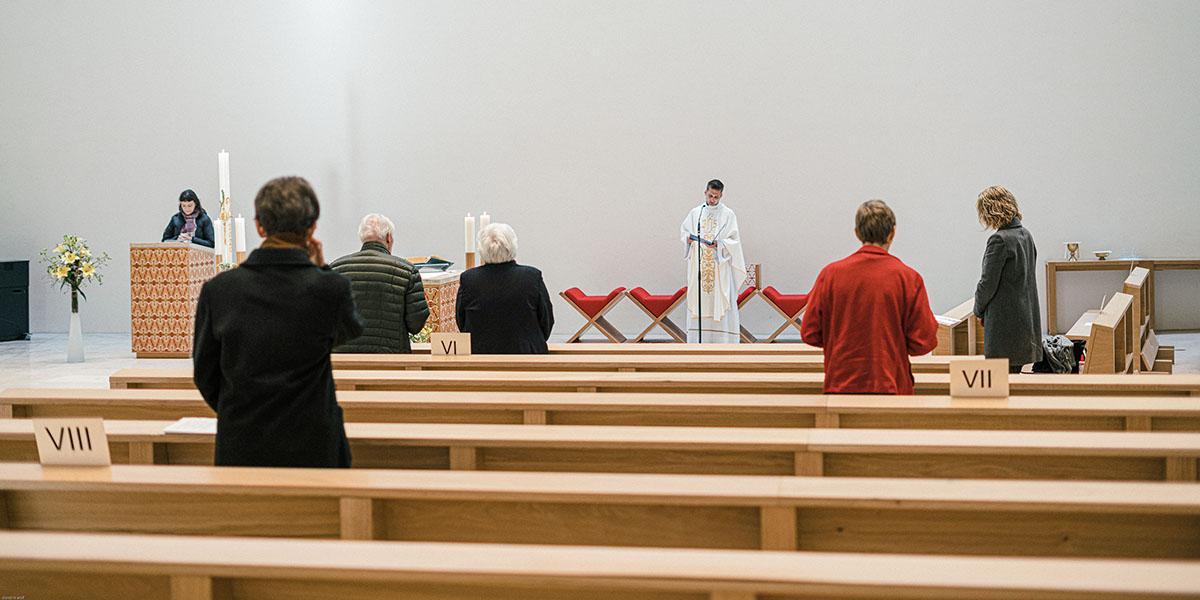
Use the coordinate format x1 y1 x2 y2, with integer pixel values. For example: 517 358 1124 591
705 188 722 206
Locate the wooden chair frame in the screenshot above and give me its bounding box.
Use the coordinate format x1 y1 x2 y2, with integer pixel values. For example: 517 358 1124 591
627 290 687 343
738 288 759 343
562 290 627 343
761 292 806 343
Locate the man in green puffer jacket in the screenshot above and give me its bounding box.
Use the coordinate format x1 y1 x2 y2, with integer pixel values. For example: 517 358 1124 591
331 213 429 353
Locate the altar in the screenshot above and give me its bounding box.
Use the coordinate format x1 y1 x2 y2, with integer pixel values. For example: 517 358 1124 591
129 242 217 357
418 269 461 333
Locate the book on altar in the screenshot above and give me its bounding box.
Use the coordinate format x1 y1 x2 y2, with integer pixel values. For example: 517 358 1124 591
164 417 216 435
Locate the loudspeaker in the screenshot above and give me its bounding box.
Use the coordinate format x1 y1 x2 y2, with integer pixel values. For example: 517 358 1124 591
0 261 30 342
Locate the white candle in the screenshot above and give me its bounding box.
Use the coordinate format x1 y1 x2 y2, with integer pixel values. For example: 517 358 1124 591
213 219 226 258
478 212 491 230
464 213 476 252
234 215 246 252
218 150 230 202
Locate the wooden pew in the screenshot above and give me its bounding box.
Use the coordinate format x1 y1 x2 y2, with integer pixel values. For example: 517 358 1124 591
7 531 1199 600
3 463 1199 558
108 367 1200 396
2 420 1197 481
1080 293 1138 375
324 353 962 373
7 387 1200 431
412 342 825 355
933 298 984 356
1124 267 1174 373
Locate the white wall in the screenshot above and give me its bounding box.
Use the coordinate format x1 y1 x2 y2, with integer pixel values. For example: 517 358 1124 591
2 0 1198 337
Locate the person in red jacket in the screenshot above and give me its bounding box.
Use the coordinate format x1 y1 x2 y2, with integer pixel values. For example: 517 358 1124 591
801 200 939 394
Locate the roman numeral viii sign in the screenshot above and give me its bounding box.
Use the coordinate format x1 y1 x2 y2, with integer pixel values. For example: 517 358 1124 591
32 418 112 466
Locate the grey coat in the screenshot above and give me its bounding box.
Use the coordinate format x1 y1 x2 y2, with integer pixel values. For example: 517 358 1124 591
974 218 1043 366
331 241 429 353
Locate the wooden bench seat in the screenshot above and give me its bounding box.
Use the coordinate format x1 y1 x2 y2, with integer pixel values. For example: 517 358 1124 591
108 367 1200 396
1 420 1196 481
4 531 1199 600
3 463 1199 558
409 342 825 355
6 387 1200 431
327 353 959 373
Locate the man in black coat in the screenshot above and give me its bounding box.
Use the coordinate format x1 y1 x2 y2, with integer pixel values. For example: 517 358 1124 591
456 223 554 354
193 176 363 468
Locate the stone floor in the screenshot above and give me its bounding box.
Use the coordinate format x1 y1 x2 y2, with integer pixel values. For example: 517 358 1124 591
0 332 1195 390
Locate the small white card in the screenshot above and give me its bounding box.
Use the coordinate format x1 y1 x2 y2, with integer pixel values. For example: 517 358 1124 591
163 417 217 435
949 358 1010 398
33 418 112 466
431 332 471 356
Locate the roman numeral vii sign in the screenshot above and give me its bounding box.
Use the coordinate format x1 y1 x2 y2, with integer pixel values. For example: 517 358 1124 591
949 358 1010 398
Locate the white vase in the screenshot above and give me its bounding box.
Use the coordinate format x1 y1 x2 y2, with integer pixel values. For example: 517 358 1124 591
67 311 84 363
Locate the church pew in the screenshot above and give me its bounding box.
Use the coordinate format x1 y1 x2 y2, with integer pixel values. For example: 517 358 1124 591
933 298 985 356
7 387 1200 431
1124 267 1174 373
2 420 1197 481
411 342 825 355
4 463 1200 558
7 531 1198 600
108 367 1200 396
326 353 961 373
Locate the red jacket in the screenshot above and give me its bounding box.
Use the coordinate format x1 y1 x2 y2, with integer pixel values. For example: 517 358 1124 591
801 245 938 394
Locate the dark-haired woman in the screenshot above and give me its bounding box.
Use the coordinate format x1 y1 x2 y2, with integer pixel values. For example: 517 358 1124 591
161 189 215 247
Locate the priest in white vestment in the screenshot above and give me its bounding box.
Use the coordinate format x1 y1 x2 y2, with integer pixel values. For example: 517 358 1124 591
679 179 747 343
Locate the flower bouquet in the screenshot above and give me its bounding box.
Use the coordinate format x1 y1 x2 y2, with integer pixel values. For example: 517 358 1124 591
40 235 110 362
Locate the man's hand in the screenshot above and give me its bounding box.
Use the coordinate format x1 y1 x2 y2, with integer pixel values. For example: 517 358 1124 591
307 237 326 267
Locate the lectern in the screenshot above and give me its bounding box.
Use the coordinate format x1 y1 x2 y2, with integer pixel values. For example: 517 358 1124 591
933 298 985 356
130 242 217 357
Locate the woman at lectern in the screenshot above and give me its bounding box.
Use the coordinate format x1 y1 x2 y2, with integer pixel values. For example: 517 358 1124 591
160 189 215 247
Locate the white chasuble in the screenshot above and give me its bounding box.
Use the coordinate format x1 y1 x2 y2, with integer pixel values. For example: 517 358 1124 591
679 203 747 343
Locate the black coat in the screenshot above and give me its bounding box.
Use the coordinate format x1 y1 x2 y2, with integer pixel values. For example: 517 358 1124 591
455 261 554 354
162 210 215 248
331 241 429 353
193 247 364 467
974 218 1043 367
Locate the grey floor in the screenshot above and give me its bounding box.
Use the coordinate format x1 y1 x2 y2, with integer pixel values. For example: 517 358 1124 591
0 332 1195 390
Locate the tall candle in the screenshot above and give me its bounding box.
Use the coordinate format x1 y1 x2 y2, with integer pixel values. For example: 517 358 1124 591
218 150 230 202
478 212 491 230
213 219 226 258
464 213 476 252
234 215 246 251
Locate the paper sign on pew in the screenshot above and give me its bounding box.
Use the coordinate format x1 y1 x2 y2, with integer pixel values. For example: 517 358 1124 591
949 358 1009 398
33 418 112 466
431 332 471 357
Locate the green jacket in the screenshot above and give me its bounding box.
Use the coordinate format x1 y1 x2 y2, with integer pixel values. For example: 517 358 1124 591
331 241 429 353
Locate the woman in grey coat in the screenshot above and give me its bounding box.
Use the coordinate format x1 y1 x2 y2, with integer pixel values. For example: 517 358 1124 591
973 186 1043 373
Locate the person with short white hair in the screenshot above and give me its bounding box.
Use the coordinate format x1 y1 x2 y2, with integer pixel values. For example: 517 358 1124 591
331 213 429 353
456 223 554 353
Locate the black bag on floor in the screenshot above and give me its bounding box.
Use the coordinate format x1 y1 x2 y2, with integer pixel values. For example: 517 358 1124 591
1032 335 1080 374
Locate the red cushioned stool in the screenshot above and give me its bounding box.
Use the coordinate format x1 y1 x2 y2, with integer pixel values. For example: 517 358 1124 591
737 286 760 343
561 287 628 343
627 287 687 342
760 285 809 343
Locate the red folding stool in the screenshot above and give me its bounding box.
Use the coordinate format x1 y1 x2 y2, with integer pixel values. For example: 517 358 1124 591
760 285 809 343
627 287 688 342
561 287 628 343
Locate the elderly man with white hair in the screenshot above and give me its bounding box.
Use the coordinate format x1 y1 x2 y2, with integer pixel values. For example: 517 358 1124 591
330 213 429 353
456 223 554 354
